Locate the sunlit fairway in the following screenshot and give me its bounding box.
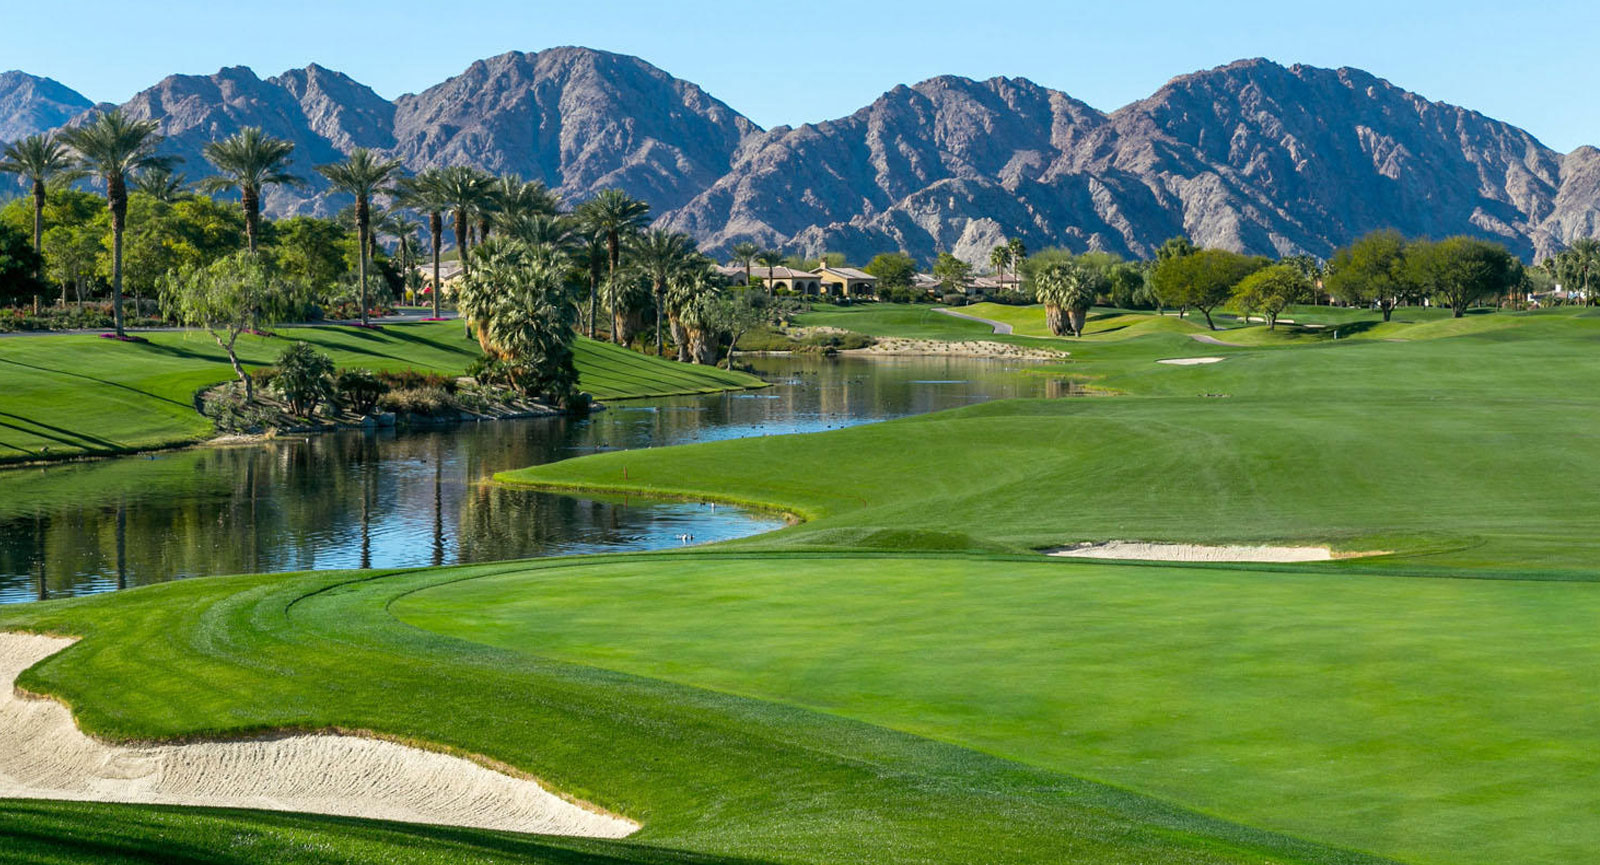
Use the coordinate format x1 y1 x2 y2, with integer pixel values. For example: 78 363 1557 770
504 308 1600 571
0 323 761 462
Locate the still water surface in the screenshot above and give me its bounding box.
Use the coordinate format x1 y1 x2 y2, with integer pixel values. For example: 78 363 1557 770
0 355 1075 603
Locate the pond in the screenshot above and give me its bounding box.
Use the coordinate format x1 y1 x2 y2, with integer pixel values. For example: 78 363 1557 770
0 354 1077 603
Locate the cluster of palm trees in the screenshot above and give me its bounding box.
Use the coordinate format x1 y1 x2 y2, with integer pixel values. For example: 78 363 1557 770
1541 238 1600 304
989 238 1028 287
1033 259 1101 337
3 108 737 361
2 112 169 337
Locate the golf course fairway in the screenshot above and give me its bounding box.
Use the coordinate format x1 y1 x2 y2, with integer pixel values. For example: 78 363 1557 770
5 306 1600 864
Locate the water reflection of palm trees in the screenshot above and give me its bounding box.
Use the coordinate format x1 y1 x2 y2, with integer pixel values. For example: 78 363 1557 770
0 358 1078 602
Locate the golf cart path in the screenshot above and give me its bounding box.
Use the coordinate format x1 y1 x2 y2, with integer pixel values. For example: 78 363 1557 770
0 631 637 838
934 307 1013 335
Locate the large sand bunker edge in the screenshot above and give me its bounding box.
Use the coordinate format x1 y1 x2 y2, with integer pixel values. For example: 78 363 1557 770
0 631 638 838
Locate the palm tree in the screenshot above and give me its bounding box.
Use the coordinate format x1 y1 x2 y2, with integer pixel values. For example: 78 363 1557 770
990 244 1012 288
666 262 718 362
59 110 169 337
1006 237 1027 284
632 229 697 356
489 174 561 230
602 268 648 347
201 127 300 252
753 249 785 296
394 169 452 319
675 273 727 365
317 148 403 326
456 239 578 400
730 241 759 286
435 166 494 282
0 133 83 278
1558 237 1600 304
580 229 606 339
382 215 422 303
505 212 578 249
576 189 651 344
1034 260 1097 336
132 165 189 202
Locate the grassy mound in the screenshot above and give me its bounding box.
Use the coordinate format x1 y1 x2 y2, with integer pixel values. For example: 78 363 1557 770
0 324 762 463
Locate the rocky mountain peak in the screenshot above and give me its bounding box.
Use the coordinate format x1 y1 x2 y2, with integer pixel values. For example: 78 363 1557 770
0 71 93 141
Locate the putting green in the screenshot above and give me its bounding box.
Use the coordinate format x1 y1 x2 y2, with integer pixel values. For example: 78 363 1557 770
392 553 1600 865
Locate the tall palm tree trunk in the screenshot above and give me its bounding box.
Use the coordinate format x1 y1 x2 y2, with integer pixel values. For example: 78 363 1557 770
109 176 127 337
670 312 687 362
588 272 598 339
356 197 370 326
454 209 471 336
30 180 44 281
242 185 260 253
1044 303 1064 336
607 232 623 345
429 211 442 319
654 282 665 357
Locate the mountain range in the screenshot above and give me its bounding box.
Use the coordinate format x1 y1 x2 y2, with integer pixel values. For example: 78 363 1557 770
3 47 1597 264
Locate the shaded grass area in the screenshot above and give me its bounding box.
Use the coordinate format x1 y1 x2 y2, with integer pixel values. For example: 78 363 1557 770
0 324 762 463
394 553 1600 865
501 310 1600 571
0 799 754 865
0 559 1392 865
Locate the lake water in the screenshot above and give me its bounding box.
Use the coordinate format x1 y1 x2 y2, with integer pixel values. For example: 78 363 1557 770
0 354 1077 603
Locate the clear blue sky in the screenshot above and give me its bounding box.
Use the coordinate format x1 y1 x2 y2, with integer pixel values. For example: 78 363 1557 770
12 0 1599 151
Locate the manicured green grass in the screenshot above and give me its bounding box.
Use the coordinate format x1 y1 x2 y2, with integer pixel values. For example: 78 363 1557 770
11 306 1600 865
0 559 1388 865
0 799 739 865
0 324 761 463
502 309 1600 572
393 554 1600 865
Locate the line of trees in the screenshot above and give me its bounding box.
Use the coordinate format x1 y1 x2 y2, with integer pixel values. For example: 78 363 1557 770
1 109 776 408
1324 230 1525 321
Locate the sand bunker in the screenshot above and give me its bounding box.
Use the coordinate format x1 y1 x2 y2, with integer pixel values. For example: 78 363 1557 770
1157 356 1225 365
1047 541 1332 562
0 632 637 837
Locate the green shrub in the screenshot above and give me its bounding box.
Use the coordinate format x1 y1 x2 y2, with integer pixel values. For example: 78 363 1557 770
378 368 458 394
335 369 387 414
799 332 876 352
273 342 335 416
250 367 279 390
378 386 459 417
201 387 275 433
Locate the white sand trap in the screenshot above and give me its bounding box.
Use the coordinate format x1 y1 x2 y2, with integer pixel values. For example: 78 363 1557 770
0 632 637 837
1157 356 1225 365
1047 541 1332 562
